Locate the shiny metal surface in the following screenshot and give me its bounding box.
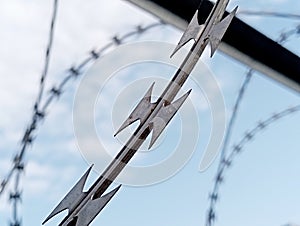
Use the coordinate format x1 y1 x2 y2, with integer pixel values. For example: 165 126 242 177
43 1 237 225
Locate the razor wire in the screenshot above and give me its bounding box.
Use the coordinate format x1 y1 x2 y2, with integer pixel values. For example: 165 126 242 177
205 23 300 226
1 4 299 226
0 22 164 196
0 17 164 226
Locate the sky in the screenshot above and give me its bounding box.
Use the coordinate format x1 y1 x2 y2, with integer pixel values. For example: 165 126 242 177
0 0 299 226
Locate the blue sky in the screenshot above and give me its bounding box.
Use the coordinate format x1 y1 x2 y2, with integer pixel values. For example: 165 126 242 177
0 0 299 226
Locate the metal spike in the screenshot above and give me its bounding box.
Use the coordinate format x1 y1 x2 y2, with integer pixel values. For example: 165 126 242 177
207 208 216 223
114 83 155 136
9 191 22 202
69 67 80 77
209 193 218 202
90 50 99 59
75 185 121 226
42 166 93 224
10 220 21 226
149 90 191 149
171 10 204 57
209 6 238 57
112 36 121 45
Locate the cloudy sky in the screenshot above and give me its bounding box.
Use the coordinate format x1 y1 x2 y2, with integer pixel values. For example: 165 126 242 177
0 0 299 226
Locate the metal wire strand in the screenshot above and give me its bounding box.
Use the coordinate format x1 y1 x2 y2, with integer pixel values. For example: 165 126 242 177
205 69 253 226
239 10 300 20
0 20 164 225
37 0 59 105
205 24 300 226
238 10 300 43
7 1 59 225
206 105 300 226
277 25 300 43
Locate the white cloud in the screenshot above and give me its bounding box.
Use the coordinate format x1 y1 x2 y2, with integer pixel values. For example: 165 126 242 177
23 161 79 199
0 0 298 225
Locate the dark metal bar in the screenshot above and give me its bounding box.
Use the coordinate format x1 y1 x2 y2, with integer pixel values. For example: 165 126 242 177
127 0 300 92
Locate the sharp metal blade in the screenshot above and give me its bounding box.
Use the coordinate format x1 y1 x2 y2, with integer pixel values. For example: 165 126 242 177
149 90 191 149
209 6 238 57
171 10 204 57
114 83 155 136
42 166 93 224
75 185 121 226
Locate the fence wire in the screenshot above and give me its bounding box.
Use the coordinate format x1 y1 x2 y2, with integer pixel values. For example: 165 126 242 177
205 23 300 226
277 25 300 43
0 10 163 226
206 104 300 226
239 10 300 20
1 3 299 226
6 1 59 225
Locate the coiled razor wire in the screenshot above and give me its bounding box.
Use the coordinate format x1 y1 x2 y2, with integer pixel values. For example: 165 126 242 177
205 23 300 226
0 8 164 225
1 4 299 226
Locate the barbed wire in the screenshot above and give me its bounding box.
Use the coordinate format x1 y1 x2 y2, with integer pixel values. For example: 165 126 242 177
205 104 300 226
37 0 59 105
204 68 253 226
205 23 300 226
237 10 300 43
0 22 163 197
219 69 253 162
0 17 163 226
238 10 300 20
7 1 59 225
2 4 299 225
277 24 300 43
